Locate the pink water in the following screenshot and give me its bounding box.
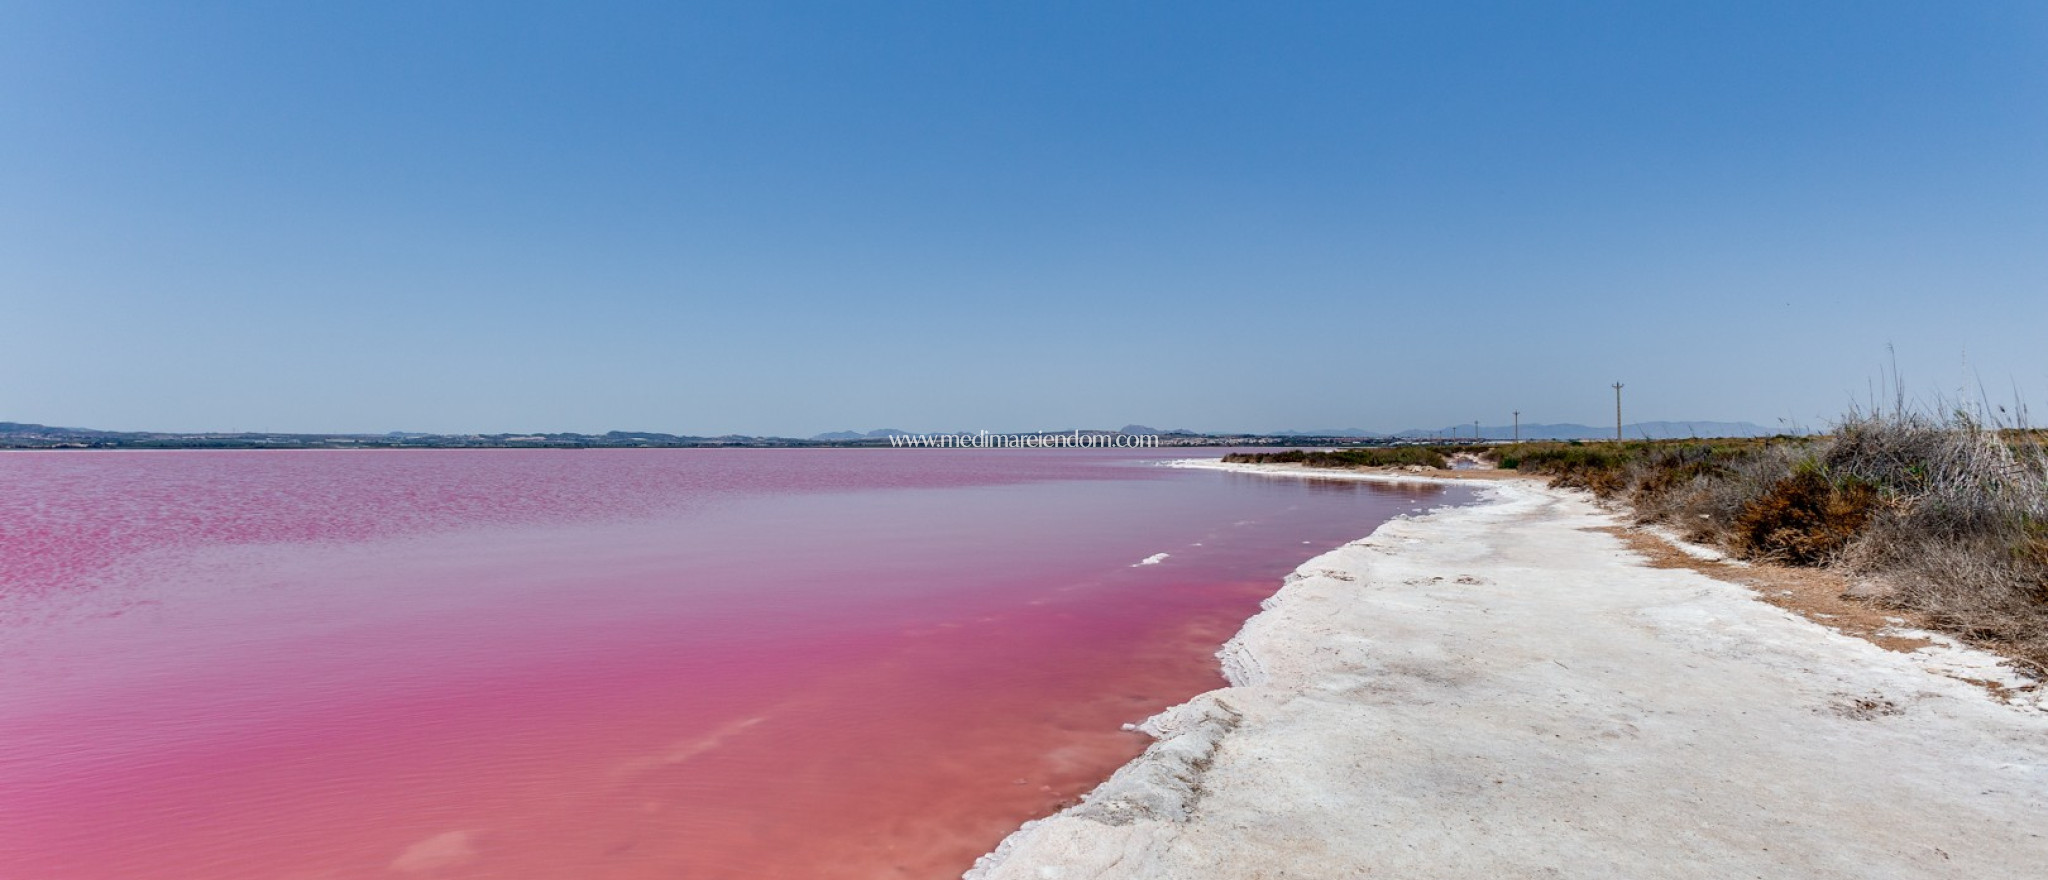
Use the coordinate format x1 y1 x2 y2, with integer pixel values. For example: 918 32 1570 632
0 449 1459 879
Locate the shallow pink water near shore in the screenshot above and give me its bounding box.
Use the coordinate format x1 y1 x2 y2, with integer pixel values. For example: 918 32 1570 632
0 449 1457 879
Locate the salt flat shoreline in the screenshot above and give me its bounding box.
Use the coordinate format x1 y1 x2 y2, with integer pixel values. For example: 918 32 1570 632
967 460 2048 879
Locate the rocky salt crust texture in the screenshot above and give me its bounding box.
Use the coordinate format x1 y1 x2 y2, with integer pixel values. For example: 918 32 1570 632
967 464 2048 879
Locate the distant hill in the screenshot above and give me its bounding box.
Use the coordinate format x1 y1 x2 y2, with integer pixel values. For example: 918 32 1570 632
1271 428 1384 438
0 421 121 436
1394 421 1782 441
1 421 786 450
809 428 914 440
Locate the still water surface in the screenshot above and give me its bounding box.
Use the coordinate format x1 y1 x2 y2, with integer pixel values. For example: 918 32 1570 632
0 448 1461 879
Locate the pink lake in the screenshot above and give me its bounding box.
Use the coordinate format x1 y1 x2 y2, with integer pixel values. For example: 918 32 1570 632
0 448 1462 879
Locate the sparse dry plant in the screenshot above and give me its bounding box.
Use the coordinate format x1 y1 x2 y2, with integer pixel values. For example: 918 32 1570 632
1828 408 2048 665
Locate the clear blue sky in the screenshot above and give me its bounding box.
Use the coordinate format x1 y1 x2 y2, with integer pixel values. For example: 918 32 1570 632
4 1 2044 435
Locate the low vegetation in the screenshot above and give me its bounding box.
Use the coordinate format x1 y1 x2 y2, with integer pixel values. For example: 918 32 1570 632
1502 412 2048 671
1224 412 2048 671
1223 446 1452 470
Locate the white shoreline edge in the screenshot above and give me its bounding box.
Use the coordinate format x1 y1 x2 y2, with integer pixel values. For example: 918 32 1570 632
965 459 2048 879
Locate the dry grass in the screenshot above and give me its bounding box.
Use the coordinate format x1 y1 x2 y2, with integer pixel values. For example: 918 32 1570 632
1828 412 2048 669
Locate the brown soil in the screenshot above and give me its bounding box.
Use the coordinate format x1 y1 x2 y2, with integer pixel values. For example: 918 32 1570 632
1591 525 1938 655
1601 524 2048 701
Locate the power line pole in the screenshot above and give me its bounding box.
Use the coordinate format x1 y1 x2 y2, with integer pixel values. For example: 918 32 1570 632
1612 382 1624 441
1512 411 1520 443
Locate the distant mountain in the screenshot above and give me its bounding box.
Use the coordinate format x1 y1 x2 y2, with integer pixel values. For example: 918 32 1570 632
602 430 707 443
1271 428 1385 438
0 421 120 436
808 428 916 440
1 421 805 449
1394 421 1782 441
1118 424 1197 435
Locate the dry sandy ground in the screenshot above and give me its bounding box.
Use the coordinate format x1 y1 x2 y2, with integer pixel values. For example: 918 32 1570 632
967 464 2048 879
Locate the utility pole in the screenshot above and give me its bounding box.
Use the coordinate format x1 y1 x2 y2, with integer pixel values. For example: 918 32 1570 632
1513 411 1520 443
1612 382 1624 441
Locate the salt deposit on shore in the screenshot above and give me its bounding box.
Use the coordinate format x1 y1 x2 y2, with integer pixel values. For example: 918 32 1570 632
968 462 2048 879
